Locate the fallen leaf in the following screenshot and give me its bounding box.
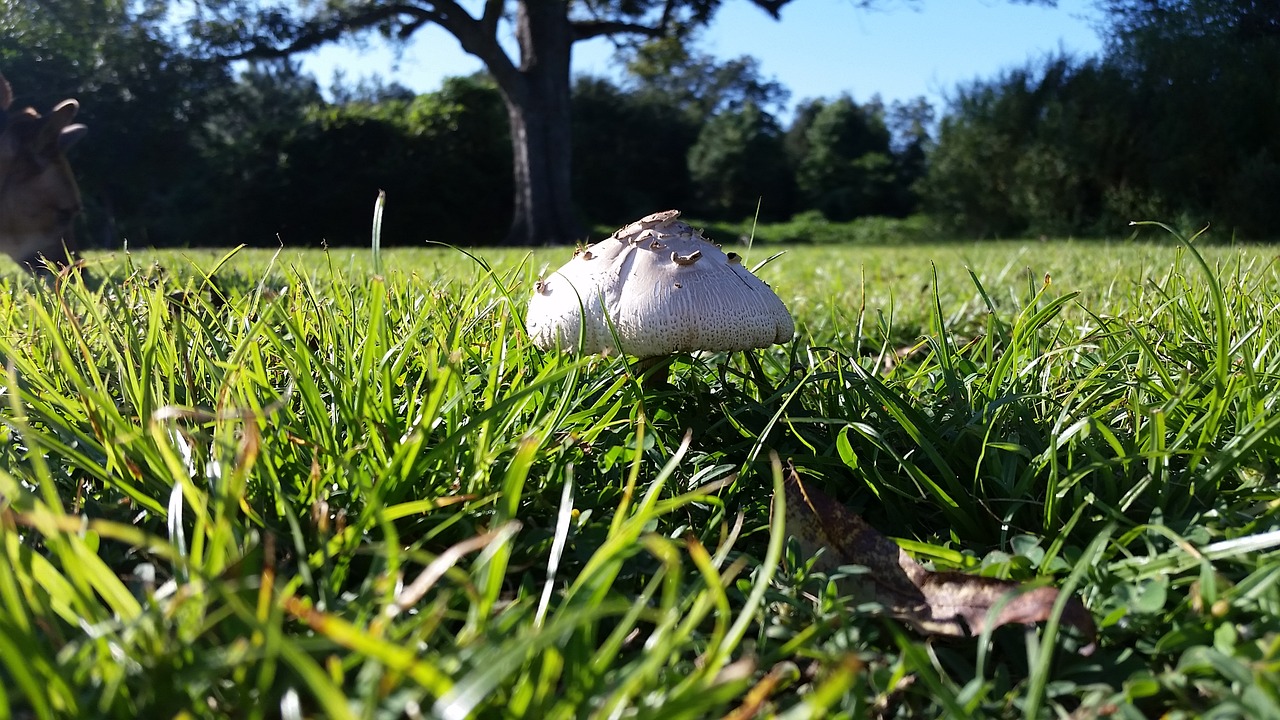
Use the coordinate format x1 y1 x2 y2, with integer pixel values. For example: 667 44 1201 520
779 463 1097 654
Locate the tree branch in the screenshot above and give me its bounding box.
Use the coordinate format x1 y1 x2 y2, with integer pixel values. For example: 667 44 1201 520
750 0 793 19
390 2 521 87
417 0 518 88
571 19 665 42
659 0 678 33
480 0 505 34
223 4 413 60
571 0 803 43
222 1 518 85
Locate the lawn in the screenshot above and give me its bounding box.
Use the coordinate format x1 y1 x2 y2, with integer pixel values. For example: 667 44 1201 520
2 227 1279 718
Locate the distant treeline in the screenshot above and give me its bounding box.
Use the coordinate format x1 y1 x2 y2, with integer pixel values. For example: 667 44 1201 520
2 0 1276 246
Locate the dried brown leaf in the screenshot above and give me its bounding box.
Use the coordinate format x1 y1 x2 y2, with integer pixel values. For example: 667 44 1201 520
780 464 1097 654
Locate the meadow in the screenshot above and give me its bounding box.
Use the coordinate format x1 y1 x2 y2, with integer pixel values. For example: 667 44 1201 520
1 227 1279 718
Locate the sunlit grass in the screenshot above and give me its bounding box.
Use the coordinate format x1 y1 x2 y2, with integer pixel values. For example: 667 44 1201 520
1 230 1278 717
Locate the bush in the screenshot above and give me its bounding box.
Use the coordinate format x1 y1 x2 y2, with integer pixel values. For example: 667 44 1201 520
628 212 937 247
207 75 512 247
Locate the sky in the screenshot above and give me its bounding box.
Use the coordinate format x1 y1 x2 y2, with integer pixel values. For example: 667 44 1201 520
299 0 1106 118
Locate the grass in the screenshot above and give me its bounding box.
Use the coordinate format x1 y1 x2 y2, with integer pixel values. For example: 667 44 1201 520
1 228 1279 717
590 213 937 247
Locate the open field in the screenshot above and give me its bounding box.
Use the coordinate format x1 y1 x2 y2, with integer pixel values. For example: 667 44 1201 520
2 232 1279 717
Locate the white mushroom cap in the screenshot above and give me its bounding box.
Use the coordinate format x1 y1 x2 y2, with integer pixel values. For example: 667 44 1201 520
526 210 795 358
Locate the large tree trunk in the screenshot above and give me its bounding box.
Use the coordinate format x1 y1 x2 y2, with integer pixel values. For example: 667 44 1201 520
501 1 583 246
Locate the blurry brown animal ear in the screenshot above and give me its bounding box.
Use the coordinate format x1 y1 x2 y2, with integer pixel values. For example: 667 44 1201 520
3 99 43 150
0 71 11 112
36 99 80 156
780 463 1098 655
59 124 87 152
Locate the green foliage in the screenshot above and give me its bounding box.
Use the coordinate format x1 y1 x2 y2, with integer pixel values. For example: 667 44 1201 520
924 2 1280 238
883 97 935 212
207 73 512 247
2 231 1280 716
687 101 794 220
664 212 936 246
180 0 822 243
571 77 700 226
573 39 801 227
622 35 791 122
1103 0 1280 237
921 55 1122 237
793 96 901 221
10 0 1280 247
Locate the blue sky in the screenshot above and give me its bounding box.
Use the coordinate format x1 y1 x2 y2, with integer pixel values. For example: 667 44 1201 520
301 0 1105 117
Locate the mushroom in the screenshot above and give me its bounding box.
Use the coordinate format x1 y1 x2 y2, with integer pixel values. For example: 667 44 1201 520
526 210 794 377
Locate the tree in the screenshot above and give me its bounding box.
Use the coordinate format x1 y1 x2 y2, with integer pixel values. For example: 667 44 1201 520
188 0 795 244
1098 0 1280 236
572 35 790 225
571 76 698 225
783 98 825 173
623 35 790 122
920 54 1137 237
209 72 511 246
793 95 897 221
687 101 792 220
189 0 1052 245
918 1 1280 238
884 96 934 213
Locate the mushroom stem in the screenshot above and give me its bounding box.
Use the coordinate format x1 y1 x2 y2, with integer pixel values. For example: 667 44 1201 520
634 355 673 389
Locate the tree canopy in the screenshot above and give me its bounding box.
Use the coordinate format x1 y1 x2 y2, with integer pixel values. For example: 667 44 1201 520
180 0 830 244
6 0 1280 247
922 0 1280 237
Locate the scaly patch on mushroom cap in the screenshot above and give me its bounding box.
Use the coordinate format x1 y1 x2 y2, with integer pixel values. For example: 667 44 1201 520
527 210 795 358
